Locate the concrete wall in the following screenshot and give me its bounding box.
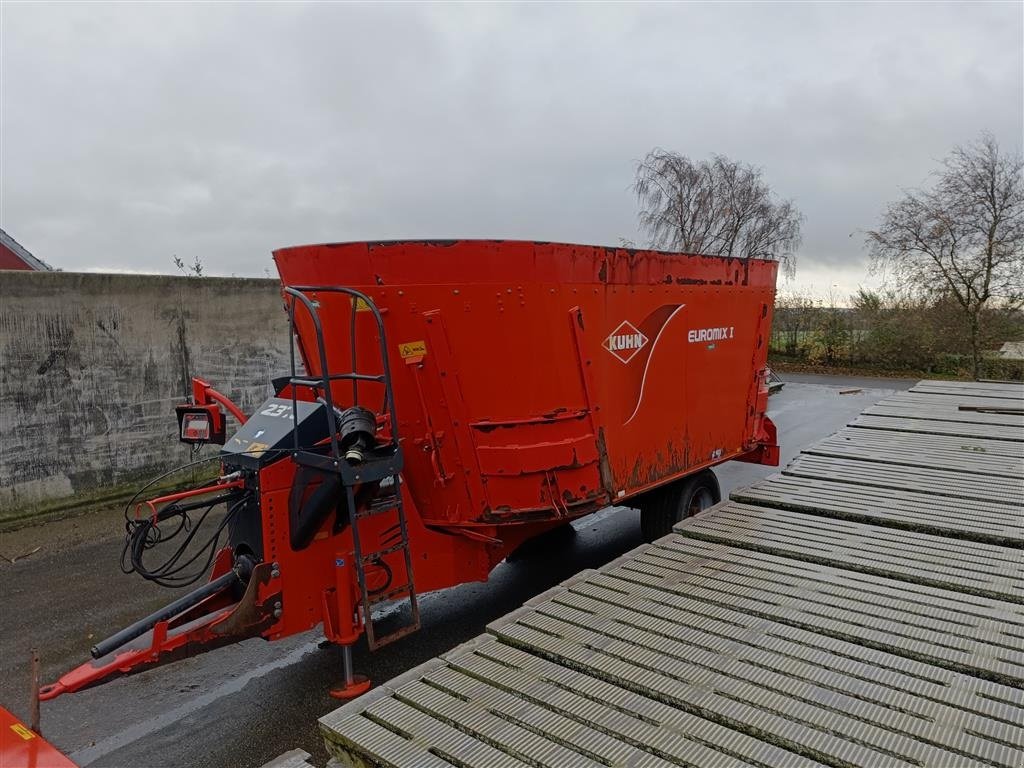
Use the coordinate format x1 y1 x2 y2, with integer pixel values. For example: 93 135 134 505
0 271 292 519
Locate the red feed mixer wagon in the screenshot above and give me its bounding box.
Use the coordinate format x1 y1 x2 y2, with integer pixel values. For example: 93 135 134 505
38 239 779 702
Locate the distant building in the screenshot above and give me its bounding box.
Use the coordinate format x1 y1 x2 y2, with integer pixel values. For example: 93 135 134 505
998 341 1024 361
0 229 53 271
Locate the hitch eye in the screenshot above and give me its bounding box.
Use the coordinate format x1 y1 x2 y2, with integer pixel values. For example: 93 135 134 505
176 404 226 445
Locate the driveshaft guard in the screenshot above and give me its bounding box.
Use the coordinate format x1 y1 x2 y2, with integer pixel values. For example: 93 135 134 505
221 397 330 469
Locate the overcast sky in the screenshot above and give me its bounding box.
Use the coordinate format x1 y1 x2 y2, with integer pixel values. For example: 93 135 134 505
2 2 1021 298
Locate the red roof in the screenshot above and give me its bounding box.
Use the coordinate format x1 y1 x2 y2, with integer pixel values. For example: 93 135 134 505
0 229 52 270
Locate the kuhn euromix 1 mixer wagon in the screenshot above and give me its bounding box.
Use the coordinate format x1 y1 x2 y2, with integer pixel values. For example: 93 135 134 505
39 239 779 701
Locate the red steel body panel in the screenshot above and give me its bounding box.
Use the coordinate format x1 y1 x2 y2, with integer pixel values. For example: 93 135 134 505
0 707 77 767
274 240 778 528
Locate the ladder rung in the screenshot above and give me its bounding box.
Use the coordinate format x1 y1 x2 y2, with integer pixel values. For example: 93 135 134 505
358 489 401 520
356 504 398 520
368 584 412 605
362 542 407 563
370 622 421 647
290 373 386 386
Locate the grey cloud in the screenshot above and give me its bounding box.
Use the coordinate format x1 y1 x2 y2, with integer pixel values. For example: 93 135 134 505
2 2 1021 282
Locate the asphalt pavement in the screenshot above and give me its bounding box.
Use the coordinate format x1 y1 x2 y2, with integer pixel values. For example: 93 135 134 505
0 373 912 768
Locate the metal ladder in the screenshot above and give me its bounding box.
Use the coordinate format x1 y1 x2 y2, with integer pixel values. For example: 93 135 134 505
350 475 420 648
283 285 420 650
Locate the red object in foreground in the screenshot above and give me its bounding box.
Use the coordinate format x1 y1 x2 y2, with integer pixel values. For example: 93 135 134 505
0 708 77 768
40 240 779 700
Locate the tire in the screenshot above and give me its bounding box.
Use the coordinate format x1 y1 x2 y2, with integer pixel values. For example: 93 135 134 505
639 469 721 542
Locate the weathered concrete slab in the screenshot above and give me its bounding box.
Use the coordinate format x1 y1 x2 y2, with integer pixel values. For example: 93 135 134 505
600 535 1024 685
864 402 1024 426
323 547 1024 768
783 452 1024 506
322 635 830 768
258 749 344 768
732 474 1024 545
851 412 1024 440
488 568 1024 766
679 502 1024 602
877 391 1024 411
806 426 1024 478
318 380 1024 768
259 750 320 768
911 380 1024 399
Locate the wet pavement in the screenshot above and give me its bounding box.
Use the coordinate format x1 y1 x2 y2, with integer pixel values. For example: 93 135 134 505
0 374 911 768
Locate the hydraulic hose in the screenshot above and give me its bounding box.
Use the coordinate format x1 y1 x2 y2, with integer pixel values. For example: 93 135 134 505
290 472 343 550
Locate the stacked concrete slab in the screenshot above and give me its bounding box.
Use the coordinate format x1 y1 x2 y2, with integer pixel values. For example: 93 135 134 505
318 379 1024 768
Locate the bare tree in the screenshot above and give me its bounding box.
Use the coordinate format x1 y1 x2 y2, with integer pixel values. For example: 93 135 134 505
772 291 816 355
173 254 204 277
632 149 802 273
867 133 1024 378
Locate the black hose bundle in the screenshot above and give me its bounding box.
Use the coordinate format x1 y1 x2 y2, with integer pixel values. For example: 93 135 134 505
120 490 249 588
118 454 260 588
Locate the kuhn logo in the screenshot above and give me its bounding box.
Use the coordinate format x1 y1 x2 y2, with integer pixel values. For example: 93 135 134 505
688 326 734 343
603 321 649 363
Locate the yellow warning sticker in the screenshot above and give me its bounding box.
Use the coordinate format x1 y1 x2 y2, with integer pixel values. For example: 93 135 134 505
399 340 427 359
10 723 35 740
352 297 372 312
247 441 270 458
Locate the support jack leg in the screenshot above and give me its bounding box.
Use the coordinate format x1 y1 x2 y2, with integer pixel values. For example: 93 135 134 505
329 644 370 701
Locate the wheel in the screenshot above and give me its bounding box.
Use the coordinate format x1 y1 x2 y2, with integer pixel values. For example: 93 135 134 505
639 469 721 542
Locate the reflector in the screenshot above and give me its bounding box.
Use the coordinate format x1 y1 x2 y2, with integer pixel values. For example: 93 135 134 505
181 412 211 441
175 403 226 445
